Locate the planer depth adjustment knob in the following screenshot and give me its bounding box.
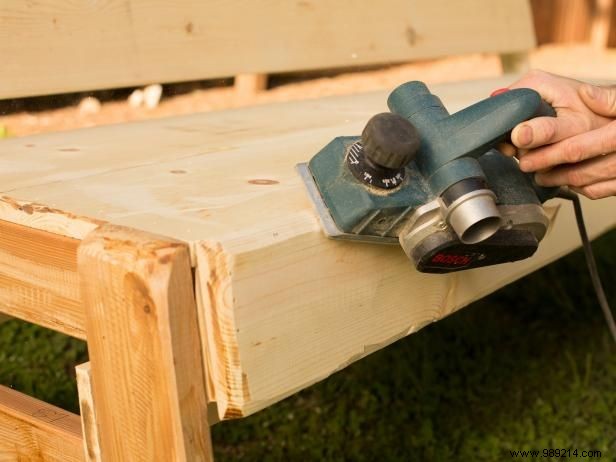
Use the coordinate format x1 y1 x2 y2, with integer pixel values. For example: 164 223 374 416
347 112 420 190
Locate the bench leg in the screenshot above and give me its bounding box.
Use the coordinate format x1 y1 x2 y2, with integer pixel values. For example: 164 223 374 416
234 73 268 99
78 225 213 461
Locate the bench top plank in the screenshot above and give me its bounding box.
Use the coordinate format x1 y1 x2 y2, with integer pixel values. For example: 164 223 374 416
1 77 515 247
2 77 615 419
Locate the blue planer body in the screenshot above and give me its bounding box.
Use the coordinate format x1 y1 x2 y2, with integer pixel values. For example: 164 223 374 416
298 81 559 273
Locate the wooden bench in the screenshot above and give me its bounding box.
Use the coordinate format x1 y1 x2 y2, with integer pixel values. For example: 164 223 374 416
1 1 615 460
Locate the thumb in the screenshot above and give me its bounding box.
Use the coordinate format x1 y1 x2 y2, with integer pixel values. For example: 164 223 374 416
579 83 616 117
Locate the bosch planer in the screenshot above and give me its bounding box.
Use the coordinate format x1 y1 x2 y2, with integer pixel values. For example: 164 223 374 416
297 81 559 273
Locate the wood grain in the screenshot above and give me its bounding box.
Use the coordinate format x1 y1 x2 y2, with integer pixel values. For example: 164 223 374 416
0 218 85 339
78 225 212 461
0 0 535 98
0 385 83 462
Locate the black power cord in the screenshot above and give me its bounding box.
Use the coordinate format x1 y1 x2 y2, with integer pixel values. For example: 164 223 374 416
557 188 616 344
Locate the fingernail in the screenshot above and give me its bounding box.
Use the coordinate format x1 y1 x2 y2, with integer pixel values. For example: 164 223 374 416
583 84 597 100
517 125 533 147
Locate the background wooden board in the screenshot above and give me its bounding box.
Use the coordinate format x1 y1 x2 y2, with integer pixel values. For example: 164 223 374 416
1 78 614 420
531 0 593 44
0 0 534 98
609 0 616 47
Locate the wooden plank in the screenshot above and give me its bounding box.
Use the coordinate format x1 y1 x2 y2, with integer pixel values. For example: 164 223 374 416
609 0 616 47
0 385 83 461
590 0 612 47
530 0 593 44
78 225 212 461
0 218 87 339
76 363 102 462
2 78 615 419
197 199 615 419
0 0 535 98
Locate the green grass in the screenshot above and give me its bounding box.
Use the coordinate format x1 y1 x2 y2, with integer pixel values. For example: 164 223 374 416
0 319 87 412
1 230 614 461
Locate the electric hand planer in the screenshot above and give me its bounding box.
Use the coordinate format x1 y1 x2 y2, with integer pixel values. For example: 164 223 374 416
298 81 559 273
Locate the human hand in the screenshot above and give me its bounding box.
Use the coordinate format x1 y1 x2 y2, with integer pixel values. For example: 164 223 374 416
506 70 616 199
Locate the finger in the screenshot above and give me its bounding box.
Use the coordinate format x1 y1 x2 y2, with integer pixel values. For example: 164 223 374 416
571 178 616 199
518 121 616 172
510 115 585 149
534 153 616 187
579 83 616 117
509 70 591 149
